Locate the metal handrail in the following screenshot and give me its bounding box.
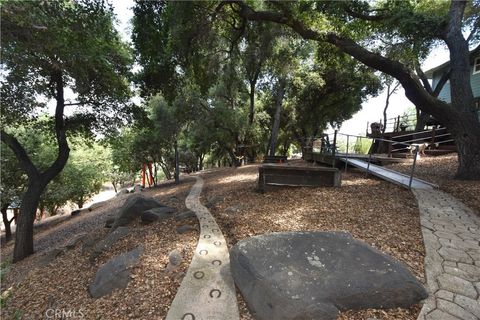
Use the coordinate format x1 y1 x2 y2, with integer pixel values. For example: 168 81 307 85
390 127 447 139
391 133 452 145
318 131 422 190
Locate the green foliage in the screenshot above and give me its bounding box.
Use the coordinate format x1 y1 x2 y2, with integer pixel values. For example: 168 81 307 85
1 124 110 215
353 137 373 155
38 140 110 214
1 0 132 131
0 143 26 209
0 258 11 283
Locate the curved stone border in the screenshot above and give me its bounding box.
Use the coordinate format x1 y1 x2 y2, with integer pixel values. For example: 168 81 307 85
166 176 239 320
414 189 480 320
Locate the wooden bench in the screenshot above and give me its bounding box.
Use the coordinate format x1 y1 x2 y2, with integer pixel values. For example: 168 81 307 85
258 164 341 192
263 155 288 163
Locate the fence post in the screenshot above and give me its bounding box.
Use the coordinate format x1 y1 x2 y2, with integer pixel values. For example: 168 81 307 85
345 135 349 172
409 146 419 189
431 127 436 146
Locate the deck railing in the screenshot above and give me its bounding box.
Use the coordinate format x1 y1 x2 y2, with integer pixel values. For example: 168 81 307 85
315 131 421 189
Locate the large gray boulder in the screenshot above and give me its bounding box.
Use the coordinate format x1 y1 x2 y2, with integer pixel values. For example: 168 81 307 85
89 226 130 261
111 195 164 229
141 206 176 224
230 231 428 320
89 246 143 298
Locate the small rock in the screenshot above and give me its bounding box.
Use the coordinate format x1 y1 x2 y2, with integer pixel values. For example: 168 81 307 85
176 225 197 234
169 249 183 266
133 185 142 193
141 207 176 224
71 209 81 216
175 210 196 221
89 246 143 298
116 189 129 196
165 249 183 272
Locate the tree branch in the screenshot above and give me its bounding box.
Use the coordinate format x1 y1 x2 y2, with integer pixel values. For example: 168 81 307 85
344 6 391 21
234 0 456 125
1 130 40 179
414 62 433 95
433 68 451 97
42 69 70 182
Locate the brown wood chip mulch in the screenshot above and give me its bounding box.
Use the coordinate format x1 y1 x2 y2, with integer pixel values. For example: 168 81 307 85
200 164 425 320
1 178 198 320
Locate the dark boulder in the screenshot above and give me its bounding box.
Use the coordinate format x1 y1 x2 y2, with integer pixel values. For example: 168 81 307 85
111 195 164 229
89 246 143 298
140 207 176 224
174 210 196 221
104 216 116 228
89 227 130 262
230 231 428 320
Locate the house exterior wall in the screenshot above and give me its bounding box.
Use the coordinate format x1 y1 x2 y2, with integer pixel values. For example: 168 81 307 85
431 57 480 103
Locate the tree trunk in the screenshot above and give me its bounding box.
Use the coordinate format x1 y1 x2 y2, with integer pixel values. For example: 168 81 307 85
1 205 12 242
249 80 256 125
174 140 179 183
112 181 118 193
199 155 204 171
1 68 70 262
13 181 43 261
268 78 286 156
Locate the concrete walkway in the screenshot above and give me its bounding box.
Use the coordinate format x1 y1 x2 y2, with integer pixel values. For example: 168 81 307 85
166 176 239 320
414 189 480 320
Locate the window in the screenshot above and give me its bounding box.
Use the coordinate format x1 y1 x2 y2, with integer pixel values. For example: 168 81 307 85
474 57 480 75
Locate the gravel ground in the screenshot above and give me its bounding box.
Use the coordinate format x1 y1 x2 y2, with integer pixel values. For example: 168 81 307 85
201 164 425 320
1 178 198 320
386 154 480 215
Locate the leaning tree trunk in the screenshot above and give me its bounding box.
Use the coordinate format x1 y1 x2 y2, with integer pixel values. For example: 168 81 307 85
2 68 70 262
13 180 44 261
